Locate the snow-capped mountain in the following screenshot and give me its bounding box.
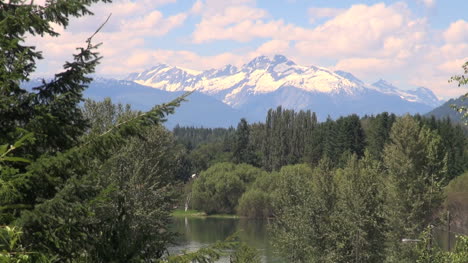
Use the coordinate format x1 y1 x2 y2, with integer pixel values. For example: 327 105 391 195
371 79 442 108
126 55 441 121
127 55 367 106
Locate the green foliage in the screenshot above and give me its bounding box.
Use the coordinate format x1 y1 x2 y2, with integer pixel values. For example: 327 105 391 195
0 0 112 156
191 163 266 214
82 97 140 136
334 153 388 262
230 243 261 263
237 189 272 219
272 157 390 262
188 142 232 174
336 114 366 157
13 96 189 261
261 107 317 171
415 116 468 179
445 172 468 239
0 226 53 263
173 125 236 150
233 119 256 165
237 172 280 218
449 61 468 124
273 155 388 262
415 227 468 263
364 112 397 160
448 235 468 263
383 115 448 262
271 163 333 262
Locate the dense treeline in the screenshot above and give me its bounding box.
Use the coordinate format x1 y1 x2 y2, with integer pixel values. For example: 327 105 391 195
175 108 467 177
178 108 468 262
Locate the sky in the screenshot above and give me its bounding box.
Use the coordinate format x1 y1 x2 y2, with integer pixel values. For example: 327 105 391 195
28 0 468 99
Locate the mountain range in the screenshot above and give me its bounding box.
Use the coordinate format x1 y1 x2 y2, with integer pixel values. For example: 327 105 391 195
125 55 443 123
25 55 450 128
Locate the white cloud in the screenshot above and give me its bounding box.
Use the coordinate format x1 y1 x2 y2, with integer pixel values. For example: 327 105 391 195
26 0 187 76
308 7 344 24
443 20 468 44
417 0 436 8
335 58 405 75
192 5 270 43
121 10 187 37
255 39 290 55
190 0 204 14
295 3 428 58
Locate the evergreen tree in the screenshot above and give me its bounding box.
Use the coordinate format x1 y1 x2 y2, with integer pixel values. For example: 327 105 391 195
0 0 110 155
336 114 366 158
233 118 255 164
365 112 396 160
0 0 113 227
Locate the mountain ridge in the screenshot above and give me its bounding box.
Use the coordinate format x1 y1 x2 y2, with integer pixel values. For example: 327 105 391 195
126 55 442 107
125 54 442 121
24 55 447 127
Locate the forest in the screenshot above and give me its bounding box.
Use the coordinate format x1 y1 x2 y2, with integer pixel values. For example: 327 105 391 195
1 0 468 262
174 108 468 262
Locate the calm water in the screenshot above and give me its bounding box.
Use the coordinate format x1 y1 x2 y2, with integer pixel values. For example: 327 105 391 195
169 216 467 262
169 217 281 263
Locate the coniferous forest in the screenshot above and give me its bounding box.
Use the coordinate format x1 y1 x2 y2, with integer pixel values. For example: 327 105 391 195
1 0 468 262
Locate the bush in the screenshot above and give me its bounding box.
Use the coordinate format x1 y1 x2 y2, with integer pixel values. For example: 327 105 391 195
191 163 265 214
237 172 280 218
237 190 272 218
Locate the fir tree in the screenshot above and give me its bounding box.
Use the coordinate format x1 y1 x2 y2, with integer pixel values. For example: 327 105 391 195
233 118 255 164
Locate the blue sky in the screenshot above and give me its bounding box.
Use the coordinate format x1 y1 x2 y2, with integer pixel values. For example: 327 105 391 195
29 0 468 98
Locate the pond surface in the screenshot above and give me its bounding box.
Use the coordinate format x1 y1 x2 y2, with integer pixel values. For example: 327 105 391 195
169 217 281 263
169 216 467 262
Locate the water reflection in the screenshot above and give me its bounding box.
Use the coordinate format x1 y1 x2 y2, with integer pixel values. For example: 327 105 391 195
169 217 281 263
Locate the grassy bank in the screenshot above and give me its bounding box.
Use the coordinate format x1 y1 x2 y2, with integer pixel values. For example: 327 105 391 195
171 209 240 219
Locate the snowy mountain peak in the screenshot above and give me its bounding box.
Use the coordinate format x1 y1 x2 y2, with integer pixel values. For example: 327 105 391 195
372 79 398 92
203 64 239 78
243 54 296 72
244 55 273 71
371 80 442 107
407 87 443 108
126 55 440 110
334 70 364 85
272 54 296 66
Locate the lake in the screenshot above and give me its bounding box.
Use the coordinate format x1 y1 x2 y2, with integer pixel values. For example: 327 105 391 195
169 217 281 262
169 216 467 262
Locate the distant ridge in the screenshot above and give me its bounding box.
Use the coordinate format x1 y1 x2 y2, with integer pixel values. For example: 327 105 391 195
426 96 468 123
